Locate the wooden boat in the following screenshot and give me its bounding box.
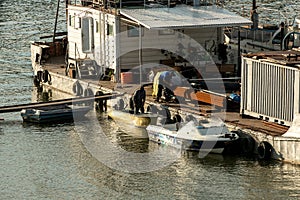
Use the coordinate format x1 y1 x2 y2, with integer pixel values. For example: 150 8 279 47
20 104 91 123
146 120 239 153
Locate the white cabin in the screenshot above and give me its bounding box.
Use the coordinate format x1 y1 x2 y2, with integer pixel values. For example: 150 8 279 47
66 1 251 82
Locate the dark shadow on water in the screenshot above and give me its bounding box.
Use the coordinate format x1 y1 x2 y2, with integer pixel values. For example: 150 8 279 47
22 121 75 128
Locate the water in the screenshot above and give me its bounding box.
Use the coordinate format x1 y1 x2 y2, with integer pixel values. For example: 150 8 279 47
1 0 300 199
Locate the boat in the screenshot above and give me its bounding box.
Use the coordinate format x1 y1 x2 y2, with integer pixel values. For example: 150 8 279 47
225 1 300 56
108 109 158 128
146 119 239 153
107 108 159 138
20 104 91 123
225 21 300 54
30 0 252 96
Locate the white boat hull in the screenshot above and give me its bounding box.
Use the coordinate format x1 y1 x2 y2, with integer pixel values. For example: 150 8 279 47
146 121 238 153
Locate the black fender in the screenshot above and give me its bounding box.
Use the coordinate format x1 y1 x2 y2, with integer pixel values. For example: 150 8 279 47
257 141 272 160
41 70 52 84
84 88 94 106
95 90 107 112
33 75 40 87
42 70 49 83
37 71 43 82
72 81 83 96
84 88 94 97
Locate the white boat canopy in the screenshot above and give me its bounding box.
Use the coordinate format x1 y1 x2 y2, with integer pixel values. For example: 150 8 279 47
120 5 252 29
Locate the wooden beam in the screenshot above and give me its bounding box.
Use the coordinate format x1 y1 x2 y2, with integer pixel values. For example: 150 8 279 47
0 93 122 114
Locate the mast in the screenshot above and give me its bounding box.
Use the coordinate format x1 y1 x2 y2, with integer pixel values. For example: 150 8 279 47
65 0 69 24
53 0 60 43
252 0 256 11
250 0 258 29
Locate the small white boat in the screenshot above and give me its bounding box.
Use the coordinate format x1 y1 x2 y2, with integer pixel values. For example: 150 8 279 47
21 104 91 123
146 120 239 154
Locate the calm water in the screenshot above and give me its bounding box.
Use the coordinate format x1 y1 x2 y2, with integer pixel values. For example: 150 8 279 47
1 0 300 199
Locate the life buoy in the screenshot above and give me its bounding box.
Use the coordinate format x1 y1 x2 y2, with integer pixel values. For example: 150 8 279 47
72 81 83 96
257 141 272 160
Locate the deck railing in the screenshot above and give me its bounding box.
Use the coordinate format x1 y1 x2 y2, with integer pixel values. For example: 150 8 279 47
68 0 223 8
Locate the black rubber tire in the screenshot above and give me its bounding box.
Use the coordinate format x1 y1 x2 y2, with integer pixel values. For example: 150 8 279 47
257 141 272 160
72 81 83 96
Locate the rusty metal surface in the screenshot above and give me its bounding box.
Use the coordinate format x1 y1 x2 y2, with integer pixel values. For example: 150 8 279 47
243 50 300 66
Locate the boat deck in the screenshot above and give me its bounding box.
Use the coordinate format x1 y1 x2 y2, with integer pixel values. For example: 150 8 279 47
144 87 288 137
42 56 289 137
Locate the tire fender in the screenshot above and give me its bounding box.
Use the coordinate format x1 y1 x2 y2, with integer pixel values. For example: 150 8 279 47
257 141 272 160
72 81 83 96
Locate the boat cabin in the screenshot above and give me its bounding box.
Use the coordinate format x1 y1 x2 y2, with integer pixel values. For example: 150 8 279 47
65 0 251 82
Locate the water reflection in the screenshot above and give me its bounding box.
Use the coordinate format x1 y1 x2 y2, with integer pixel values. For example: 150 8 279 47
1 0 300 198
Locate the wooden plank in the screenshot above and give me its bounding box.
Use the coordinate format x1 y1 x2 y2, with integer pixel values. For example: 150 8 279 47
40 31 67 39
0 93 121 114
173 87 225 107
173 87 193 99
191 91 225 107
262 121 289 132
217 64 235 73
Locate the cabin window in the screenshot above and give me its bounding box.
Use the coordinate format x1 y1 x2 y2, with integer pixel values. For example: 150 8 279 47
69 15 72 26
69 15 75 27
159 29 175 35
75 16 81 29
82 17 94 53
95 21 99 33
127 25 143 37
107 24 113 36
78 17 82 28
35 53 40 63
